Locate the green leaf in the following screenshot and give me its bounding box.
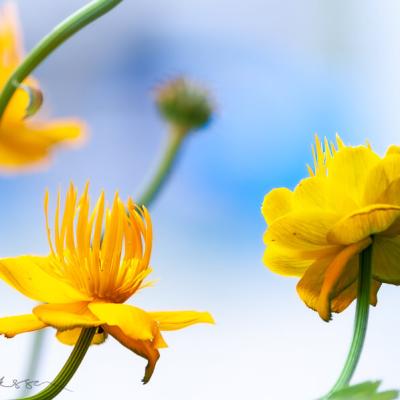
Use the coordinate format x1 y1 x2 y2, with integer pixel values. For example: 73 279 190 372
326 381 399 400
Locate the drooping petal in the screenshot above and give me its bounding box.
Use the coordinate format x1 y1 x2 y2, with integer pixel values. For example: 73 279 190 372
331 279 381 313
88 302 156 341
148 311 214 331
105 324 160 384
0 256 90 303
316 238 371 321
264 210 339 250
33 302 102 330
327 205 400 245
372 236 400 284
0 314 46 338
56 328 107 345
261 188 293 225
297 254 359 320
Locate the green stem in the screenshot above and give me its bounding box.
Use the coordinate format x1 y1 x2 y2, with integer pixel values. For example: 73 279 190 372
325 244 373 398
138 126 186 207
18 328 96 400
0 0 123 121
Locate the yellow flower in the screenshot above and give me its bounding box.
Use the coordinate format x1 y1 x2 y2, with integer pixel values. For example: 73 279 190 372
0 3 85 172
262 134 400 322
0 184 214 383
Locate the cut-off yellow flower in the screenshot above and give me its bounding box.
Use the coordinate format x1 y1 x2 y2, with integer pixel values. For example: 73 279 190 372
262 134 400 321
0 3 85 172
0 184 213 383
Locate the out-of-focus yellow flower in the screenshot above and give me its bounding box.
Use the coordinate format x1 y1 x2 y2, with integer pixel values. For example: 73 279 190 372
0 3 85 172
262 134 400 322
0 184 213 383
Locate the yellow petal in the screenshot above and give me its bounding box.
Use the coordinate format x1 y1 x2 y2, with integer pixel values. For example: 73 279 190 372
297 254 359 319
88 302 156 341
386 145 400 156
263 243 338 277
363 154 400 205
372 236 400 284
0 256 89 303
105 324 160 384
148 311 214 331
293 176 358 214
331 280 381 313
33 302 102 330
316 238 371 321
327 205 400 245
0 120 86 170
292 176 328 210
261 188 293 225
56 327 107 345
0 314 46 338
0 3 22 67
327 146 381 206
264 210 339 250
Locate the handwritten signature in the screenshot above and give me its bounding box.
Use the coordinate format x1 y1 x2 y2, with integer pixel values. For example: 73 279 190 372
0 376 72 391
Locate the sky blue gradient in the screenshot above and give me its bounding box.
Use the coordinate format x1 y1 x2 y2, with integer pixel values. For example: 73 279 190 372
1 1 400 399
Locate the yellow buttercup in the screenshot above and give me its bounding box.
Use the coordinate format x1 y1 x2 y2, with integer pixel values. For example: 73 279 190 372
0 184 213 383
0 3 85 172
262 134 400 321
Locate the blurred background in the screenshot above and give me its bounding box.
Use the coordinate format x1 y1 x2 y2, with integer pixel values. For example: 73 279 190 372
1 0 400 398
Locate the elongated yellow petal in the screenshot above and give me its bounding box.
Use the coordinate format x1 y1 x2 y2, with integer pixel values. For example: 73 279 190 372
56 328 107 345
372 236 400 284
105 324 160 384
33 302 102 330
0 314 46 338
88 302 156 341
261 188 293 225
148 311 214 331
327 204 400 245
0 256 89 303
264 210 339 250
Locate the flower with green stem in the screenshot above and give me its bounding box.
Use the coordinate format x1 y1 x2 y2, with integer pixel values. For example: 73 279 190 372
0 183 214 398
0 3 86 172
262 134 400 394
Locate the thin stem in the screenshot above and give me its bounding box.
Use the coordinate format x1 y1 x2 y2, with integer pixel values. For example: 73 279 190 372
325 244 373 398
22 330 47 397
138 126 186 207
18 328 96 400
0 0 123 122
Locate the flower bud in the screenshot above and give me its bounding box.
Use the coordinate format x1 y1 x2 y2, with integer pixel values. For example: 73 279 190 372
155 77 213 132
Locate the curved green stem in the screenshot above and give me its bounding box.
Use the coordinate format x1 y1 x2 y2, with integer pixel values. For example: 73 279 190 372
138 126 186 207
325 244 373 398
0 0 123 121
18 328 96 400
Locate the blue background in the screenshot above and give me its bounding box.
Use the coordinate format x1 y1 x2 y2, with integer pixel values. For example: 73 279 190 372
1 1 400 399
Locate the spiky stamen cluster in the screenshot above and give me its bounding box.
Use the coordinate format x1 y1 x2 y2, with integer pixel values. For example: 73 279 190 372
44 184 153 303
